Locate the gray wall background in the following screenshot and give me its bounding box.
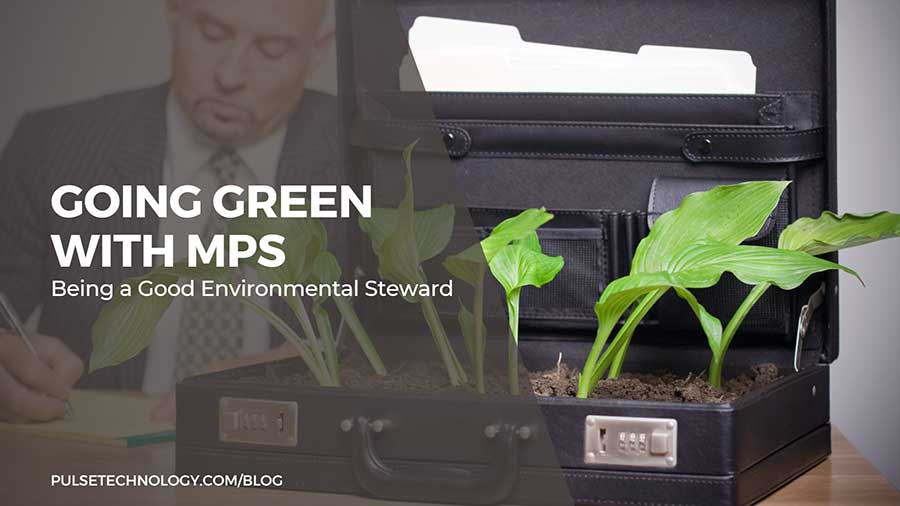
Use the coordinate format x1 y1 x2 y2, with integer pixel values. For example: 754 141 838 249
832 0 900 488
0 0 898 487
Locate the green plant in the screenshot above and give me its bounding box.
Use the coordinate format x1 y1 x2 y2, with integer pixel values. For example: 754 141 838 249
442 243 488 392
90 262 230 373
445 209 563 394
307 250 388 384
90 214 386 387
575 181 895 398
706 210 900 387
358 142 466 385
577 182 795 397
228 211 339 385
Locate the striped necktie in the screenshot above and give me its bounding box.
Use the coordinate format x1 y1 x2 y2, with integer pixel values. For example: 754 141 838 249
175 149 248 379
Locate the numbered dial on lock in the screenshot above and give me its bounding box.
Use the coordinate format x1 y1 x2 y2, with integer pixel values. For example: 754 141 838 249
583 416 677 468
218 397 299 447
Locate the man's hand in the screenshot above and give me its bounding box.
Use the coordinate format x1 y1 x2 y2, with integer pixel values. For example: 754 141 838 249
0 331 84 422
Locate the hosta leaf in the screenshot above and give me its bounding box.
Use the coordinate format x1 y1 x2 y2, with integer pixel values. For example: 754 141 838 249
309 250 342 306
674 287 723 356
90 262 230 372
778 211 900 255
633 181 790 273
487 243 565 298
481 208 554 263
358 141 455 297
90 272 177 373
516 231 542 253
585 181 789 393
666 240 860 289
488 242 564 344
364 146 423 289
590 238 859 382
415 204 456 262
357 207 395 250
365 206 457 263
228 213 326 287
443 243 487 287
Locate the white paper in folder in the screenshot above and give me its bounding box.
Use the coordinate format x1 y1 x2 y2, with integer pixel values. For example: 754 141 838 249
401 17 757 94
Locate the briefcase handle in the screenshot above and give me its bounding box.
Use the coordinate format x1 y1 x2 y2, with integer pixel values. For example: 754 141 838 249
346 416 521 505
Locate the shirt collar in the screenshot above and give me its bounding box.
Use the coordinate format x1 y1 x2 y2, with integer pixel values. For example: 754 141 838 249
166 92 287 185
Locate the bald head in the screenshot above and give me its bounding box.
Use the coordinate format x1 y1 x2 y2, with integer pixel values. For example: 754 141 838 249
166 0 332 145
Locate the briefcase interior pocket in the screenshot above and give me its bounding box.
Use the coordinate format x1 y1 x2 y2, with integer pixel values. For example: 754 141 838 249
352 91 823 338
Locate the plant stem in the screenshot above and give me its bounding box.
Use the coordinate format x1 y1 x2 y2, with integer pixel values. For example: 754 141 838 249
507 289 521 395
577 289 667 398
240 297 332 386
313 305 340 386
578 335 609 398
333 295 387 375
289 297 332 384
607 289 668 378
709 282 771 388
473 268 486 394
708 355 725 389
508 328 519 395
420 294 468 386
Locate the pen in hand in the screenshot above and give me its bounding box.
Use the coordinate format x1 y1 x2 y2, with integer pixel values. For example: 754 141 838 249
0 292 75 419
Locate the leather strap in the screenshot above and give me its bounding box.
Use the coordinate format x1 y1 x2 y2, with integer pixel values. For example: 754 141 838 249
683 128 826 163
350 120 470 158
352 119 825 165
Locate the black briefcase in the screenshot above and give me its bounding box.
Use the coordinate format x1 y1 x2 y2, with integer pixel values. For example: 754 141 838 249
177 1 838 504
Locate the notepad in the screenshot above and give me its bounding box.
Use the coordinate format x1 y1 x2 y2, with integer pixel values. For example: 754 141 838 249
0 390 174 447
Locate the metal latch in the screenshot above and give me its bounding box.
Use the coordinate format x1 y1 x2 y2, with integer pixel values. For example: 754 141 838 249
219 397 298 447
584 415 677 468
794 283 826 372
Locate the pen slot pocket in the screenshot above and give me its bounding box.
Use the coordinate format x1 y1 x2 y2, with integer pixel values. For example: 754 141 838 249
471 209 610 325
469 196 790 336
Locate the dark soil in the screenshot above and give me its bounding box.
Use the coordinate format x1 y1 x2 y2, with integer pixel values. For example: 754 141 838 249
233 351 780 404
529 362 780 404
235 352 516 396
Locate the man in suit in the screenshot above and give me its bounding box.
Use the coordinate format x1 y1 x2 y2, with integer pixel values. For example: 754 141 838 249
0 0 336 422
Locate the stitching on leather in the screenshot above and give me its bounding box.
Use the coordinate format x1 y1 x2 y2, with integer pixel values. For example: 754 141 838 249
356 121 473 156
450 122 782 132
439 125 471 156
809 92 822 125
648 179 660 218
780 91 823 127
599 220 608 284
685 153 825 162
571 500 705 506
683 129 825 161
687 129 824 141
758 98 784 126
428 92 777 102
574 500 705 506
470 151 684 160
471 208 632 218
360 119 786 133
811 96 817 126
563 472 726 486
522 308 595 318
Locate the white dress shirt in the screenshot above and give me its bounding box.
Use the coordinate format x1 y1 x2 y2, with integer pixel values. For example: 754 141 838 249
142 93 287 394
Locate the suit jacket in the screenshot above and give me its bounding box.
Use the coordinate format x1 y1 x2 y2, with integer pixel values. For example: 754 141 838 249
0 83 343 389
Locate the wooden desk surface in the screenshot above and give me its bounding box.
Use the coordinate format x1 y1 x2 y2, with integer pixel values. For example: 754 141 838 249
1 426 896 506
